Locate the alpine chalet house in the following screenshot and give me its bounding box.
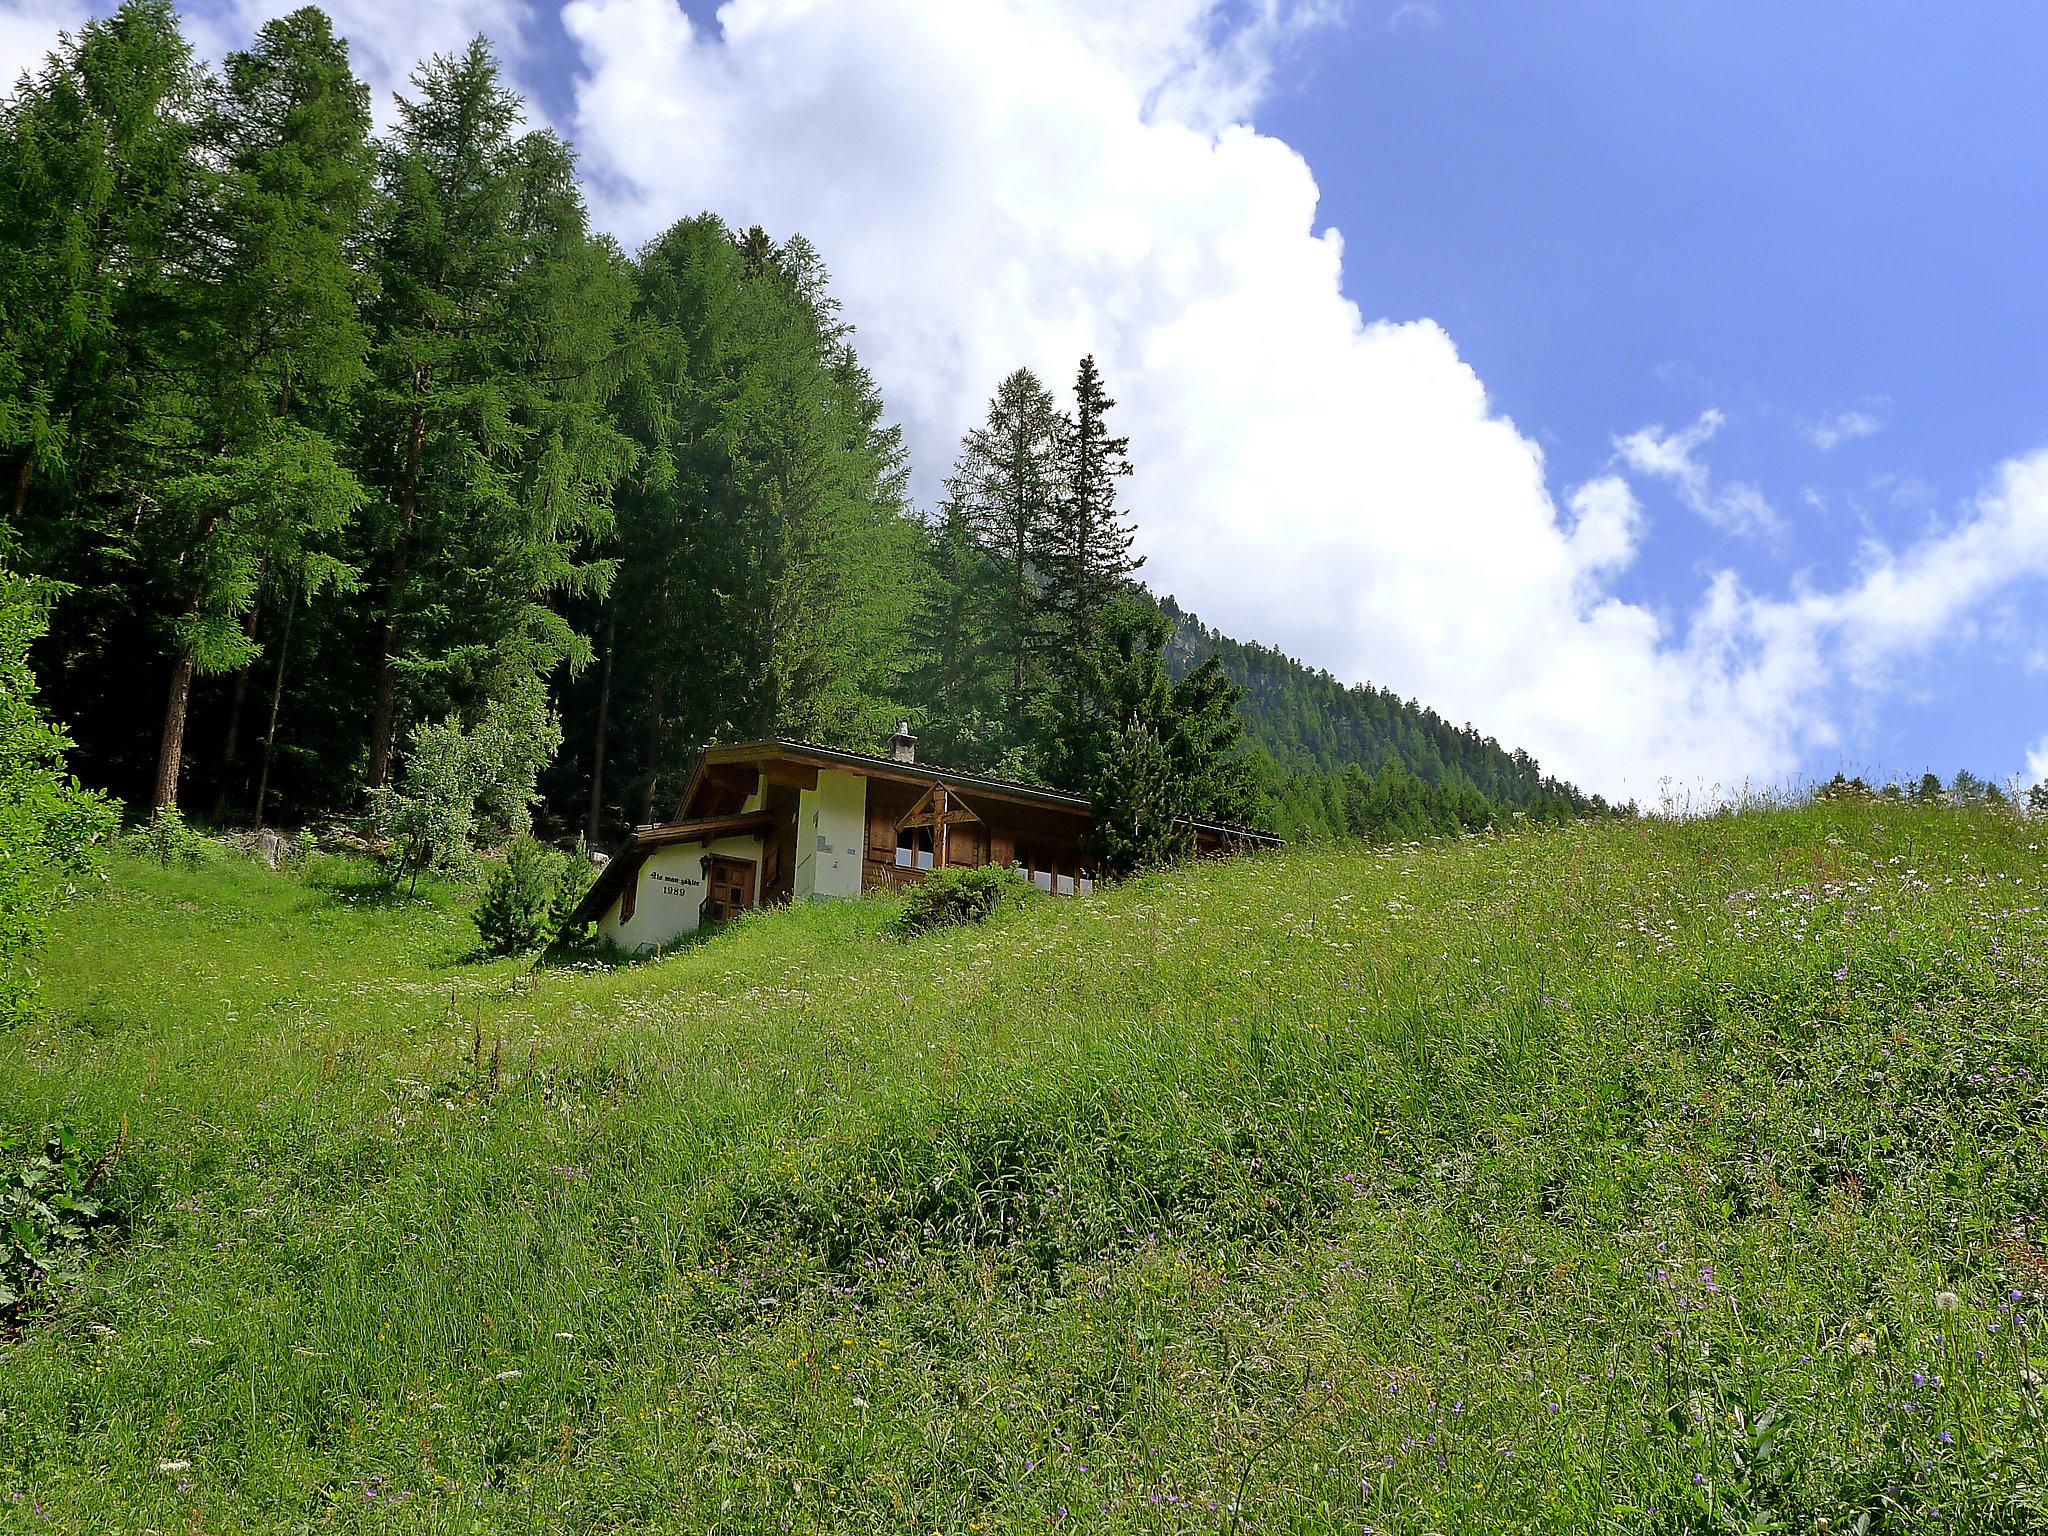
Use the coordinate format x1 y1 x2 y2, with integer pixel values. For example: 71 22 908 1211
570 726 1279 952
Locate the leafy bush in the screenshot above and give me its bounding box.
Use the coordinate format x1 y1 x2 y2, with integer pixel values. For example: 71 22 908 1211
474 838 589 956
127 805 209 868
0 570 117 1027
895 863 1033 936
369 680 563 892
1 1124 119 1320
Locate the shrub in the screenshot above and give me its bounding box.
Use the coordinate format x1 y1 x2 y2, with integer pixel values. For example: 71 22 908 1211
474 838 589 956
368 680 563 892
0 570 117 1027
895 863 1033 937
1 1124 120 1321
127 806 209 868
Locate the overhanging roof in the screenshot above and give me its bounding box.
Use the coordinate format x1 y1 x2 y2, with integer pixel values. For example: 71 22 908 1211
681 737 1094 818
677 737 1282 846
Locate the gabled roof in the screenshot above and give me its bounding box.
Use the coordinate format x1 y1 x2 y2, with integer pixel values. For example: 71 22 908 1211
674 736 1282 845
677 736 1093 820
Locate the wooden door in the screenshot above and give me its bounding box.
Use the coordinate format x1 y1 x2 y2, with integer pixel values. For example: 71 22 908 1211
705 857 755 923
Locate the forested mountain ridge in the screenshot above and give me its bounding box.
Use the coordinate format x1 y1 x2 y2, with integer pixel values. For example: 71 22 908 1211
1158 597 1617 839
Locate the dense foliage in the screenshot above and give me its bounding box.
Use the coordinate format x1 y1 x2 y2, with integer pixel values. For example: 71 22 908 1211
1 1 1608 866
7 799 2048 1527
893 861 1034 936
1161 596 1622 839
0 570 115 1025
473 836 589 956
0 1125 119 1322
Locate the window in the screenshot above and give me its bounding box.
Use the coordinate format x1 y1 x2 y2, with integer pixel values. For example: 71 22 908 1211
895 825 934 870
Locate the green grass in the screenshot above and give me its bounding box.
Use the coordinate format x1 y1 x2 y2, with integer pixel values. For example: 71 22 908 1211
3 802 2047 1533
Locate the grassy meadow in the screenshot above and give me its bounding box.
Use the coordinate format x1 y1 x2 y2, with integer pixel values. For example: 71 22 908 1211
2 801 2046 1532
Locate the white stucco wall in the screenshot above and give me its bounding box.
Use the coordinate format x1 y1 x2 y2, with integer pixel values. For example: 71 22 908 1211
596 829 765 953
794 768 866 901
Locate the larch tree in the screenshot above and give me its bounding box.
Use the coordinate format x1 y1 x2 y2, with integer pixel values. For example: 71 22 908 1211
946 366 1062 728
146 5 375 810
357 39 631 792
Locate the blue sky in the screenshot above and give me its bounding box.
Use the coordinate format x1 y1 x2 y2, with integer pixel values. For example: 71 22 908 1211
1259 1 2048 784
7 0 2046 798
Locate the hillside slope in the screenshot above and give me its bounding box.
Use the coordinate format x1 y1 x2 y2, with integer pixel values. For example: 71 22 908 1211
1161 596 1610 835
3 803 2045 1531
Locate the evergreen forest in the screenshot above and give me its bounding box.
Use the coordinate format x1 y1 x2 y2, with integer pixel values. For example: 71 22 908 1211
0 1 1615 862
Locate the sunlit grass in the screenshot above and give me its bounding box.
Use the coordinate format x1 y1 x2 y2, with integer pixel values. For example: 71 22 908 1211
2 802 2045 1532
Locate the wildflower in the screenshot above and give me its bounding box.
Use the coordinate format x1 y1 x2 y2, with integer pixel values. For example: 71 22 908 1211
155 1460 190 1473
1849 1334 1877 1356
1934 1291 1961 1311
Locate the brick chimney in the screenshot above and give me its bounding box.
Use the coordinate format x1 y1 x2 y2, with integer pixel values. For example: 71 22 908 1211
888 721 917 764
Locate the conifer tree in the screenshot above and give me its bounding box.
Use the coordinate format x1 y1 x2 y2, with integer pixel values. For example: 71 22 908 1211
0 1 202 542
1042 355 1140 667
357 39 630 791
904 495 996 767
947 368 1062 721
146 6 376 809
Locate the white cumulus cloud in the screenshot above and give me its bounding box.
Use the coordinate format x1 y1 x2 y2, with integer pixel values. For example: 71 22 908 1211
0 0 86 86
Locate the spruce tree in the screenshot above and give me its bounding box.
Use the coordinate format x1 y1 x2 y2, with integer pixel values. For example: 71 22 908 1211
1043 355 1140 666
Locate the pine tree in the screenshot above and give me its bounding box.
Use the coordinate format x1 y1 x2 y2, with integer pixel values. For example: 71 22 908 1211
904 495 996 767
1043 355 1140 667
726 233 917 748
1053 592 1264 867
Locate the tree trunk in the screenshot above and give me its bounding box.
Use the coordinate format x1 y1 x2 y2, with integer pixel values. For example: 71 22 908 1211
365 575 404 790
9 458 28 525
253 590 297 831
640 670 666 826
152 648 197 811
585 601 617 845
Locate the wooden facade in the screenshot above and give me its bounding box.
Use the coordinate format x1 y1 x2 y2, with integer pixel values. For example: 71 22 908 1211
568 736 1279 951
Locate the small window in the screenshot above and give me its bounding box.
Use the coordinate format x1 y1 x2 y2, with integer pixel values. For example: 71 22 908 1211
895 825 934 870
1055 872 1076 896
1032 868 1053 893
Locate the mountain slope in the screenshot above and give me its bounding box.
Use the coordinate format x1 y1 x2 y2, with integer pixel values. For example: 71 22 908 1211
1160 594 1615 837
5 800 2043 1530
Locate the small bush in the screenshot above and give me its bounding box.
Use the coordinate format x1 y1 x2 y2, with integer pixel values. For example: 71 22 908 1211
1 1124 120 1321
895 863 1034 937
127 806 208 868
474 838 590 956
